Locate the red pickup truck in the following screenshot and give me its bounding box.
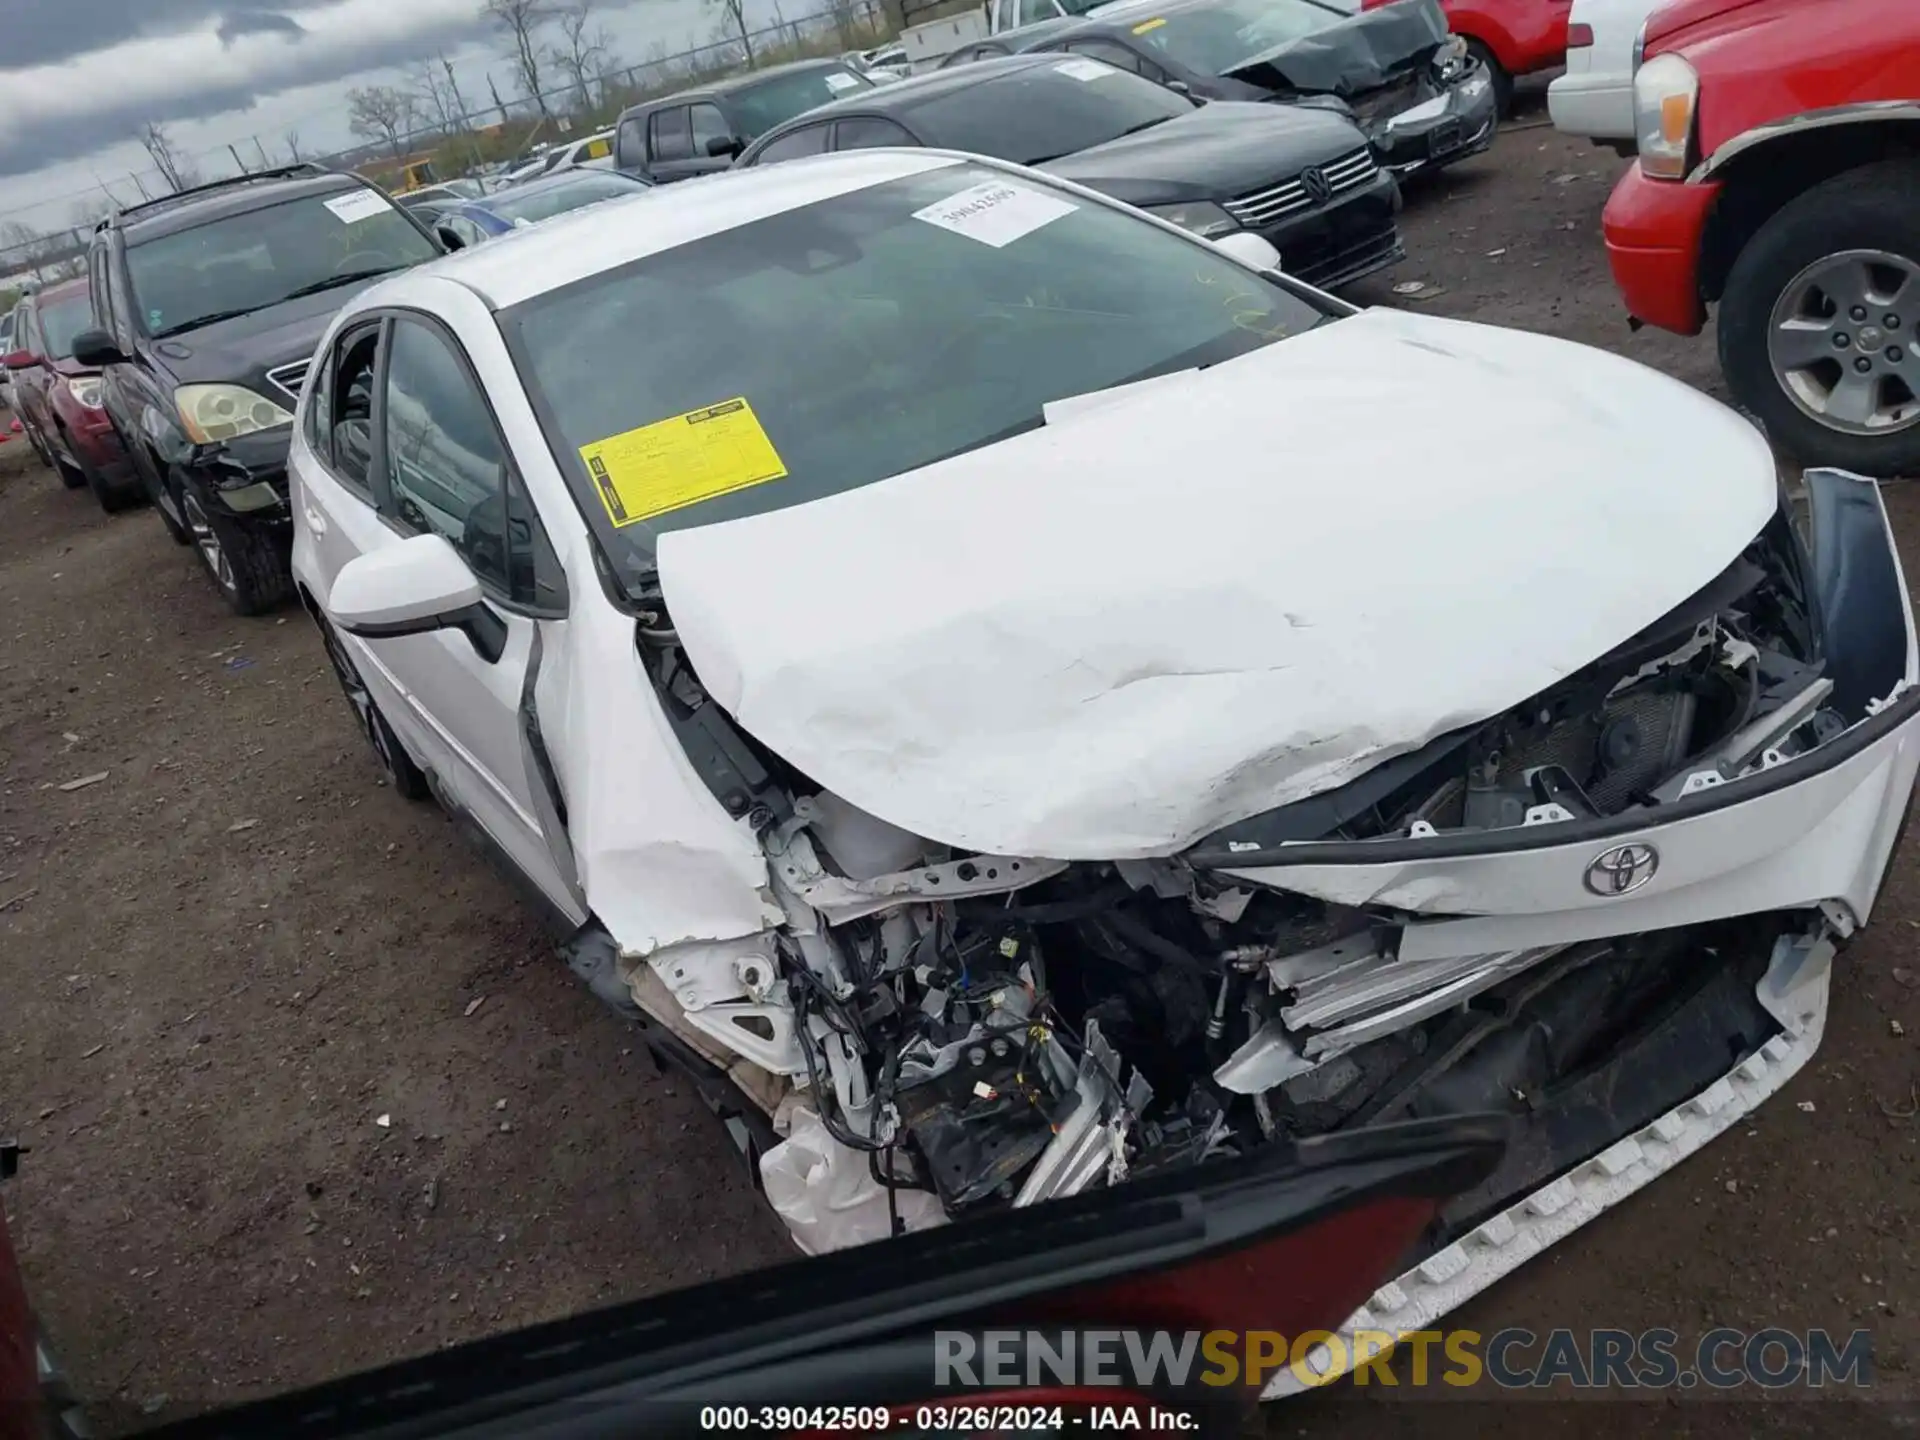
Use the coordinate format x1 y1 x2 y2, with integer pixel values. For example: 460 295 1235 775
1602 0 1920 476
1363 0 1574 114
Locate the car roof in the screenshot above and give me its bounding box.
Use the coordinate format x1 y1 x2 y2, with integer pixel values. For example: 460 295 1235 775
620 55 858 113
476 168 645 205
115 169 370 245
380 149 965 310
759 52 1065 126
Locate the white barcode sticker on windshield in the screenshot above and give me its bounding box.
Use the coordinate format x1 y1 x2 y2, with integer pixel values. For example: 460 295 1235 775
823 71 862 92
912 181 1076 249
324 189 392 224
1053 58 1115 82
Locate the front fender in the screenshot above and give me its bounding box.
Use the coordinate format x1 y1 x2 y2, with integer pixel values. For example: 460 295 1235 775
1693 103 1920 184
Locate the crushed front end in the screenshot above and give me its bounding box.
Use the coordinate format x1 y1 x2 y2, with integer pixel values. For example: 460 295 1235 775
611 468 1919 1352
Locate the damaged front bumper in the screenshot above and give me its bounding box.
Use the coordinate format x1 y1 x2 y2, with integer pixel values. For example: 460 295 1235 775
601 467 1918 1370
1363 65 1500 176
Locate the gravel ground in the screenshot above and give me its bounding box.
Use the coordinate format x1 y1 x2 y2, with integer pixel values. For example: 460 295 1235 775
3 98 1918 1437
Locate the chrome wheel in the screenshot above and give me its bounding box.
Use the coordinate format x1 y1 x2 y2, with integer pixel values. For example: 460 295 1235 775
179 487 236 594
1768 247 1920 436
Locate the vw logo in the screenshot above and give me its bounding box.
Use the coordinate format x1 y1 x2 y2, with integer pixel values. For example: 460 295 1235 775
1300 167 1333 205
1584 843 1659 897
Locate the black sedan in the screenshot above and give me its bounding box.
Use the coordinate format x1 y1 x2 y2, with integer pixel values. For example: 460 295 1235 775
1024 0 1498 176
737 53 1404 294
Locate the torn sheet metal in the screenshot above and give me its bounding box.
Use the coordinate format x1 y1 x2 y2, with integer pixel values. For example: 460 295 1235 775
1222 0 1450 97
658 308 1777 859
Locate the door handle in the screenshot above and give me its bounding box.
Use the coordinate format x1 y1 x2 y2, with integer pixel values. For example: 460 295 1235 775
303 505 327 535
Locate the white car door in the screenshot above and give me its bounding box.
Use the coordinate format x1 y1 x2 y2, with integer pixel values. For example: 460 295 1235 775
297 307 582 925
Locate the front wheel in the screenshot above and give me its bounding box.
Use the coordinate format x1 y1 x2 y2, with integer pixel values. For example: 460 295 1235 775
316 614 431 800
1719 160 1920 477
176 471 295 615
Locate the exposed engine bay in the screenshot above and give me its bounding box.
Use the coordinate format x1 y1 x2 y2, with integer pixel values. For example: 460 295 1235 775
618 500 1890 1255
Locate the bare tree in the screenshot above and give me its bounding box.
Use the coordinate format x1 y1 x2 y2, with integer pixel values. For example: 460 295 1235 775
707 0 756 67
0 221 47 282
282 128 305 164
408 59 460 135
486 71 510 125
137 122 198 192
441 55 474 130
482 0 555 119
828 0 863 48
346 85 417 157
67 198 115 231
552 3 614 113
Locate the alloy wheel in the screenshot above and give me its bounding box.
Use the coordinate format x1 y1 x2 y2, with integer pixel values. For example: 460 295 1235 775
179 488 236 595
1767 247 1920 436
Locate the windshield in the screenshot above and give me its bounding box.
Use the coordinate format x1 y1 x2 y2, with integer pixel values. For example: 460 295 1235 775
502 162 1331 584
38 293 94 359
489 173 646 225
127 189 437 338
911 61 1195 164
729 67 874 137
1129 0 1351 74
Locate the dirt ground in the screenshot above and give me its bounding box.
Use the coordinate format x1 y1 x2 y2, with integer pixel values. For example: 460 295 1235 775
3 92 1919 1438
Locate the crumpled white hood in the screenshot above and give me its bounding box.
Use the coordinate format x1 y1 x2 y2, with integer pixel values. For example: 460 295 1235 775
657 309 1778 860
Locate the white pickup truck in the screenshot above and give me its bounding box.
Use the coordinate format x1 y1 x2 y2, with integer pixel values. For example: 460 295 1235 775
897 0 1107 69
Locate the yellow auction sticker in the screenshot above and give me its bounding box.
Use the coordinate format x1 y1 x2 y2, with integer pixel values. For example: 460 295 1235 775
578 398 788 527
1132 16 1167 32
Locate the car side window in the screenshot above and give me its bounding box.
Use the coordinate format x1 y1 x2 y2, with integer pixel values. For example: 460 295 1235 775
755 124 833 163
1067 39 1148 75
689 102 732 157
302 328 337 463
834 117 916 150
616 116 646 169
328 324 382 493
445 215 488 248
649 107 694 163
381 316 561 610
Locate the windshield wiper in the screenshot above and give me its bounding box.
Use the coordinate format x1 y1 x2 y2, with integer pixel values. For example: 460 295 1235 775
153 307 267 338
276 267 403 303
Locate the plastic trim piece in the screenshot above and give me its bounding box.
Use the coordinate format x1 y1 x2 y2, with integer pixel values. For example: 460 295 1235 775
1263 935 1832 1400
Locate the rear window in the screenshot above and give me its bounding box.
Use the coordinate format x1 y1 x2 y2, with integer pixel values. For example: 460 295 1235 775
126 189 438 337
729 67 875 138
906 62 1195 165
501 162 1331 587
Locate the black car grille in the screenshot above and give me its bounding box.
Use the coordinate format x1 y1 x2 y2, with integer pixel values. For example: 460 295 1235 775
265 358 311 404
1222 147 1379 229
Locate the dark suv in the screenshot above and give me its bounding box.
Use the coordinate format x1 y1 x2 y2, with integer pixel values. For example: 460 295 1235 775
613 57 876 183
72 164 442 614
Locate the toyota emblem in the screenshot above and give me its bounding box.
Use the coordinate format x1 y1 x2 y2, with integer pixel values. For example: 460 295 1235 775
1584 843 1659 897
1300 167 1333 205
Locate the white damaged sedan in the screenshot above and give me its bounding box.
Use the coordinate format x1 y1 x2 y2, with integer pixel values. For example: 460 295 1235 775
290 148 1920 1379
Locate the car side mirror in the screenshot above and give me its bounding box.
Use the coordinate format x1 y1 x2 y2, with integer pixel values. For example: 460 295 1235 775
1166 80 1192 95
435 224 466 251
706 136 744 158
69 329 126 368
1 349 38 372
1212 232 1283 273
328 533 506 664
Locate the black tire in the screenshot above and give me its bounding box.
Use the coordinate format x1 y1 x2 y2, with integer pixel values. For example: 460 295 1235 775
81 454 141 514
175 470 295 616
1719 159 1920 478
1465 40 1512 119
316 614 432 801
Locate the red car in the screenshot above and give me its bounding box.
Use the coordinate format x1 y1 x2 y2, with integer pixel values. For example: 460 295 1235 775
1363 0 1574 114
4 278 140 512
1602 0 1920 476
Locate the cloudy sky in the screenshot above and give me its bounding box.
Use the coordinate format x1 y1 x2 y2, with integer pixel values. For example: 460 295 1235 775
0 0 809 232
